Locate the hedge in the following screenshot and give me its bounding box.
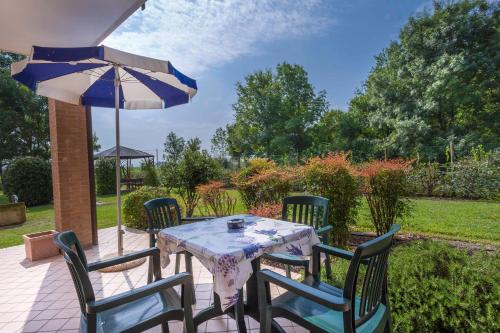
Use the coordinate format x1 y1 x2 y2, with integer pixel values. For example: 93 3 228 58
95 158 116 195
2 156 52 206
326 240 500 333
122 186 170 230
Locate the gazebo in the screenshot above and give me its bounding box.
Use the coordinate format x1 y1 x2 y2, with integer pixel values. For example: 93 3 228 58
94 145 154 190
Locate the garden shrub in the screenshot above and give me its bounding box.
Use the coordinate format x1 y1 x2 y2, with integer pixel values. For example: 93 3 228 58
95 158 116 195
302 153 361 247
360 159 412 235
122 186 170 230
220 168 235 188
197 181 236 216
408 162 441 196
2 156 52 206
325 240 500 333
248 202 282 219
142 160 160 187
233 158 293 209
437 157 499 200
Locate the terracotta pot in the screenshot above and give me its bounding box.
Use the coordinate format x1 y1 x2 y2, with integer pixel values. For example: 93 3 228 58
23 230 60 261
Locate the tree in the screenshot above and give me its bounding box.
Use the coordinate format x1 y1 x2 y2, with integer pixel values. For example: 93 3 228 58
185 137 201 152
211 127 228 160
345 0 500 162
175 145 221 216
160 134 222 216
92 132 101 152
163 131 185 163
0 52 50 172
227 62 329 161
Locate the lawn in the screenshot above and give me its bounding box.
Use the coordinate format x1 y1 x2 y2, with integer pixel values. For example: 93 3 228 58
354 197 500 245
0 190 498 248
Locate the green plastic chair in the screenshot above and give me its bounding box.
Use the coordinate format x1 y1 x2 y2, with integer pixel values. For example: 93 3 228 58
258 224 400 333
144 198 192 281
262 195 332 279
53 231 195 333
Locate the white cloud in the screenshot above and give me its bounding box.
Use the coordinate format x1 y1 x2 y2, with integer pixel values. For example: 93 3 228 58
104 0 332 75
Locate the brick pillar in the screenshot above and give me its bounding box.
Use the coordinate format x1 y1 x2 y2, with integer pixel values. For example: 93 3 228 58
48 99 97 247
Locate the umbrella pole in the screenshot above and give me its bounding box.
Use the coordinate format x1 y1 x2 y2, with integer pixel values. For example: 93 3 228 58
114 64 123 256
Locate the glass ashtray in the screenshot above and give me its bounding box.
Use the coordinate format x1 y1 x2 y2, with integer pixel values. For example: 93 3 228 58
227 218 245 230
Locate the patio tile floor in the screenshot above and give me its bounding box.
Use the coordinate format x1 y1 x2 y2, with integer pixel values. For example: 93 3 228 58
0 227 308 333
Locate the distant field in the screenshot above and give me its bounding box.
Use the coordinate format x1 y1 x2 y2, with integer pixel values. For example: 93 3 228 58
0 190 498 248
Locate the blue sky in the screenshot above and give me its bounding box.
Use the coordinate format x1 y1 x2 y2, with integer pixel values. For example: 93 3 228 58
93 0 431 158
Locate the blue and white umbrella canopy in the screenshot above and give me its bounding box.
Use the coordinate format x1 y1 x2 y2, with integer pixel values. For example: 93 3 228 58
11 45 197 109
11 45 197 256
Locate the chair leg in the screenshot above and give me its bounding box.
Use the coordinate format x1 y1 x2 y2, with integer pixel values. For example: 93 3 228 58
384 312 392 333
325 254 332 280
161 322 169 333
175 253 181 274
260 307 272 333
285 264 291 279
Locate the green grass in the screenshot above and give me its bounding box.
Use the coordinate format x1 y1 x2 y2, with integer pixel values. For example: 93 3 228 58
1 190 499 249
354 197 500 245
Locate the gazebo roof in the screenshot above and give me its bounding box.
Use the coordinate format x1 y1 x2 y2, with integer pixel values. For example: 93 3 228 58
94 145 153 160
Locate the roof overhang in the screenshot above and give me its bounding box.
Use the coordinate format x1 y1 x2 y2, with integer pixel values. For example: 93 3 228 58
0 0 146 56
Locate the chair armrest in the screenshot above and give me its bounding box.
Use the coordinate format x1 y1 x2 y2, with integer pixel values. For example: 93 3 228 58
313 244 369 264
257 269 350 312
316 225 332 236
261 253 309 269
87 272 193 314
88 247 159 272
181 216 215 223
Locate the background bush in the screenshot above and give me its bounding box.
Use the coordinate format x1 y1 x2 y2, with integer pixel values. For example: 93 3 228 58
408 162 441 196
302 153 361 247
142 160 160 187
95 158 116 195
326 240 500 333
248 202 282 219
122 186 170 230
197 181 236 216
234 158 293 209
2 156 52 206
437 157 499 200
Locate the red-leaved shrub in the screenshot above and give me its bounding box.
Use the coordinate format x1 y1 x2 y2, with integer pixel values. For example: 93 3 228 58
248 203 283 220
360 159 413 235
196 181 236 217
302 153 361 247
233 159 294 209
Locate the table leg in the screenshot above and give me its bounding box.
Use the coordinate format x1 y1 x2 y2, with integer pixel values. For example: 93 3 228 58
234 290 247 333
193 258 287 333
244 259 286 333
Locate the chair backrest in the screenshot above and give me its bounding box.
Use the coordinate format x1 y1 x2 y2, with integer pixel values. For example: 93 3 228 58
281 195 329 229
343 225 400 329
144 197 182 230
53 231 95 315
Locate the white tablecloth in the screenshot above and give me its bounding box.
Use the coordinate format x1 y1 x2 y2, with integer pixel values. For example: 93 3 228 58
157 214 320 311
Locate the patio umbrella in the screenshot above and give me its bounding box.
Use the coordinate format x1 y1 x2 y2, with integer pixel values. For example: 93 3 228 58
11 45 197 255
